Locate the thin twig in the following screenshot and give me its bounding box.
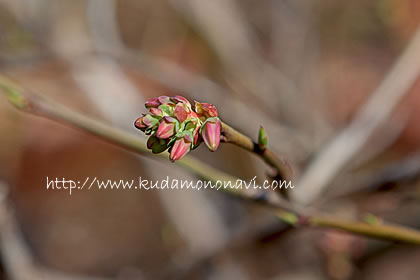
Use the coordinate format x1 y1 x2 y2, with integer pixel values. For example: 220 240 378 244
221 122 293 181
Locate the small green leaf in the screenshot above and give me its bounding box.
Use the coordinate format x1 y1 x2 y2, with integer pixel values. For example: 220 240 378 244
277 212 298 225
364 213 382 225
258 126 268 150
0 79 27 110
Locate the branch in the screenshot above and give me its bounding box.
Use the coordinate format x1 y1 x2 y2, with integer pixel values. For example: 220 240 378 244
308 215 420 245
0 76 236 184
221 122 293 181
2 75 420 245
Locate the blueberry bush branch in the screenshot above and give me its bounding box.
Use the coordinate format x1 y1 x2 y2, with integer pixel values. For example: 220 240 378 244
3 75 420 245
134 95 292 181
0 76 236 184
221 122 293 181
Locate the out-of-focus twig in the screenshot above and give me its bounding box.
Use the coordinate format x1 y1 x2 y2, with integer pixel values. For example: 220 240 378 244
3 76 420 245
293 27 420 205
323 153 420 202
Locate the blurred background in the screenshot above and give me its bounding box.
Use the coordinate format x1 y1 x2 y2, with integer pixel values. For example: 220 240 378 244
1 0 420 279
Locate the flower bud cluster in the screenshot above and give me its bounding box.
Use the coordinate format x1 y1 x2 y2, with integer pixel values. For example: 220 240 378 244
135 96 221 161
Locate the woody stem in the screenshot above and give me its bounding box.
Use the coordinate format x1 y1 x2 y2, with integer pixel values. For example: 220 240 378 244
221 122 293 181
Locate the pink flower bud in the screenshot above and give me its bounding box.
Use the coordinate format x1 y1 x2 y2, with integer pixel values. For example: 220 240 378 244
158 96 172 105
187 110 199 120
192 124 201 147
145 98 161 109
149 108 163 116
134 116 147 131
174 104 188 123
170 134 192 161
135 114 160 134
142 114 158 127
171 96 191 106
194 101 218 118
156 117 178 139
201 118 221 152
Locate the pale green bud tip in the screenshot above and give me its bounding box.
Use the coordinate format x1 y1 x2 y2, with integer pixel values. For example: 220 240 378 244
258 126 268 150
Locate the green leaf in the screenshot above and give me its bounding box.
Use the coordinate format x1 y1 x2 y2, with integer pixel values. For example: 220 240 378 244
258 126 268 150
